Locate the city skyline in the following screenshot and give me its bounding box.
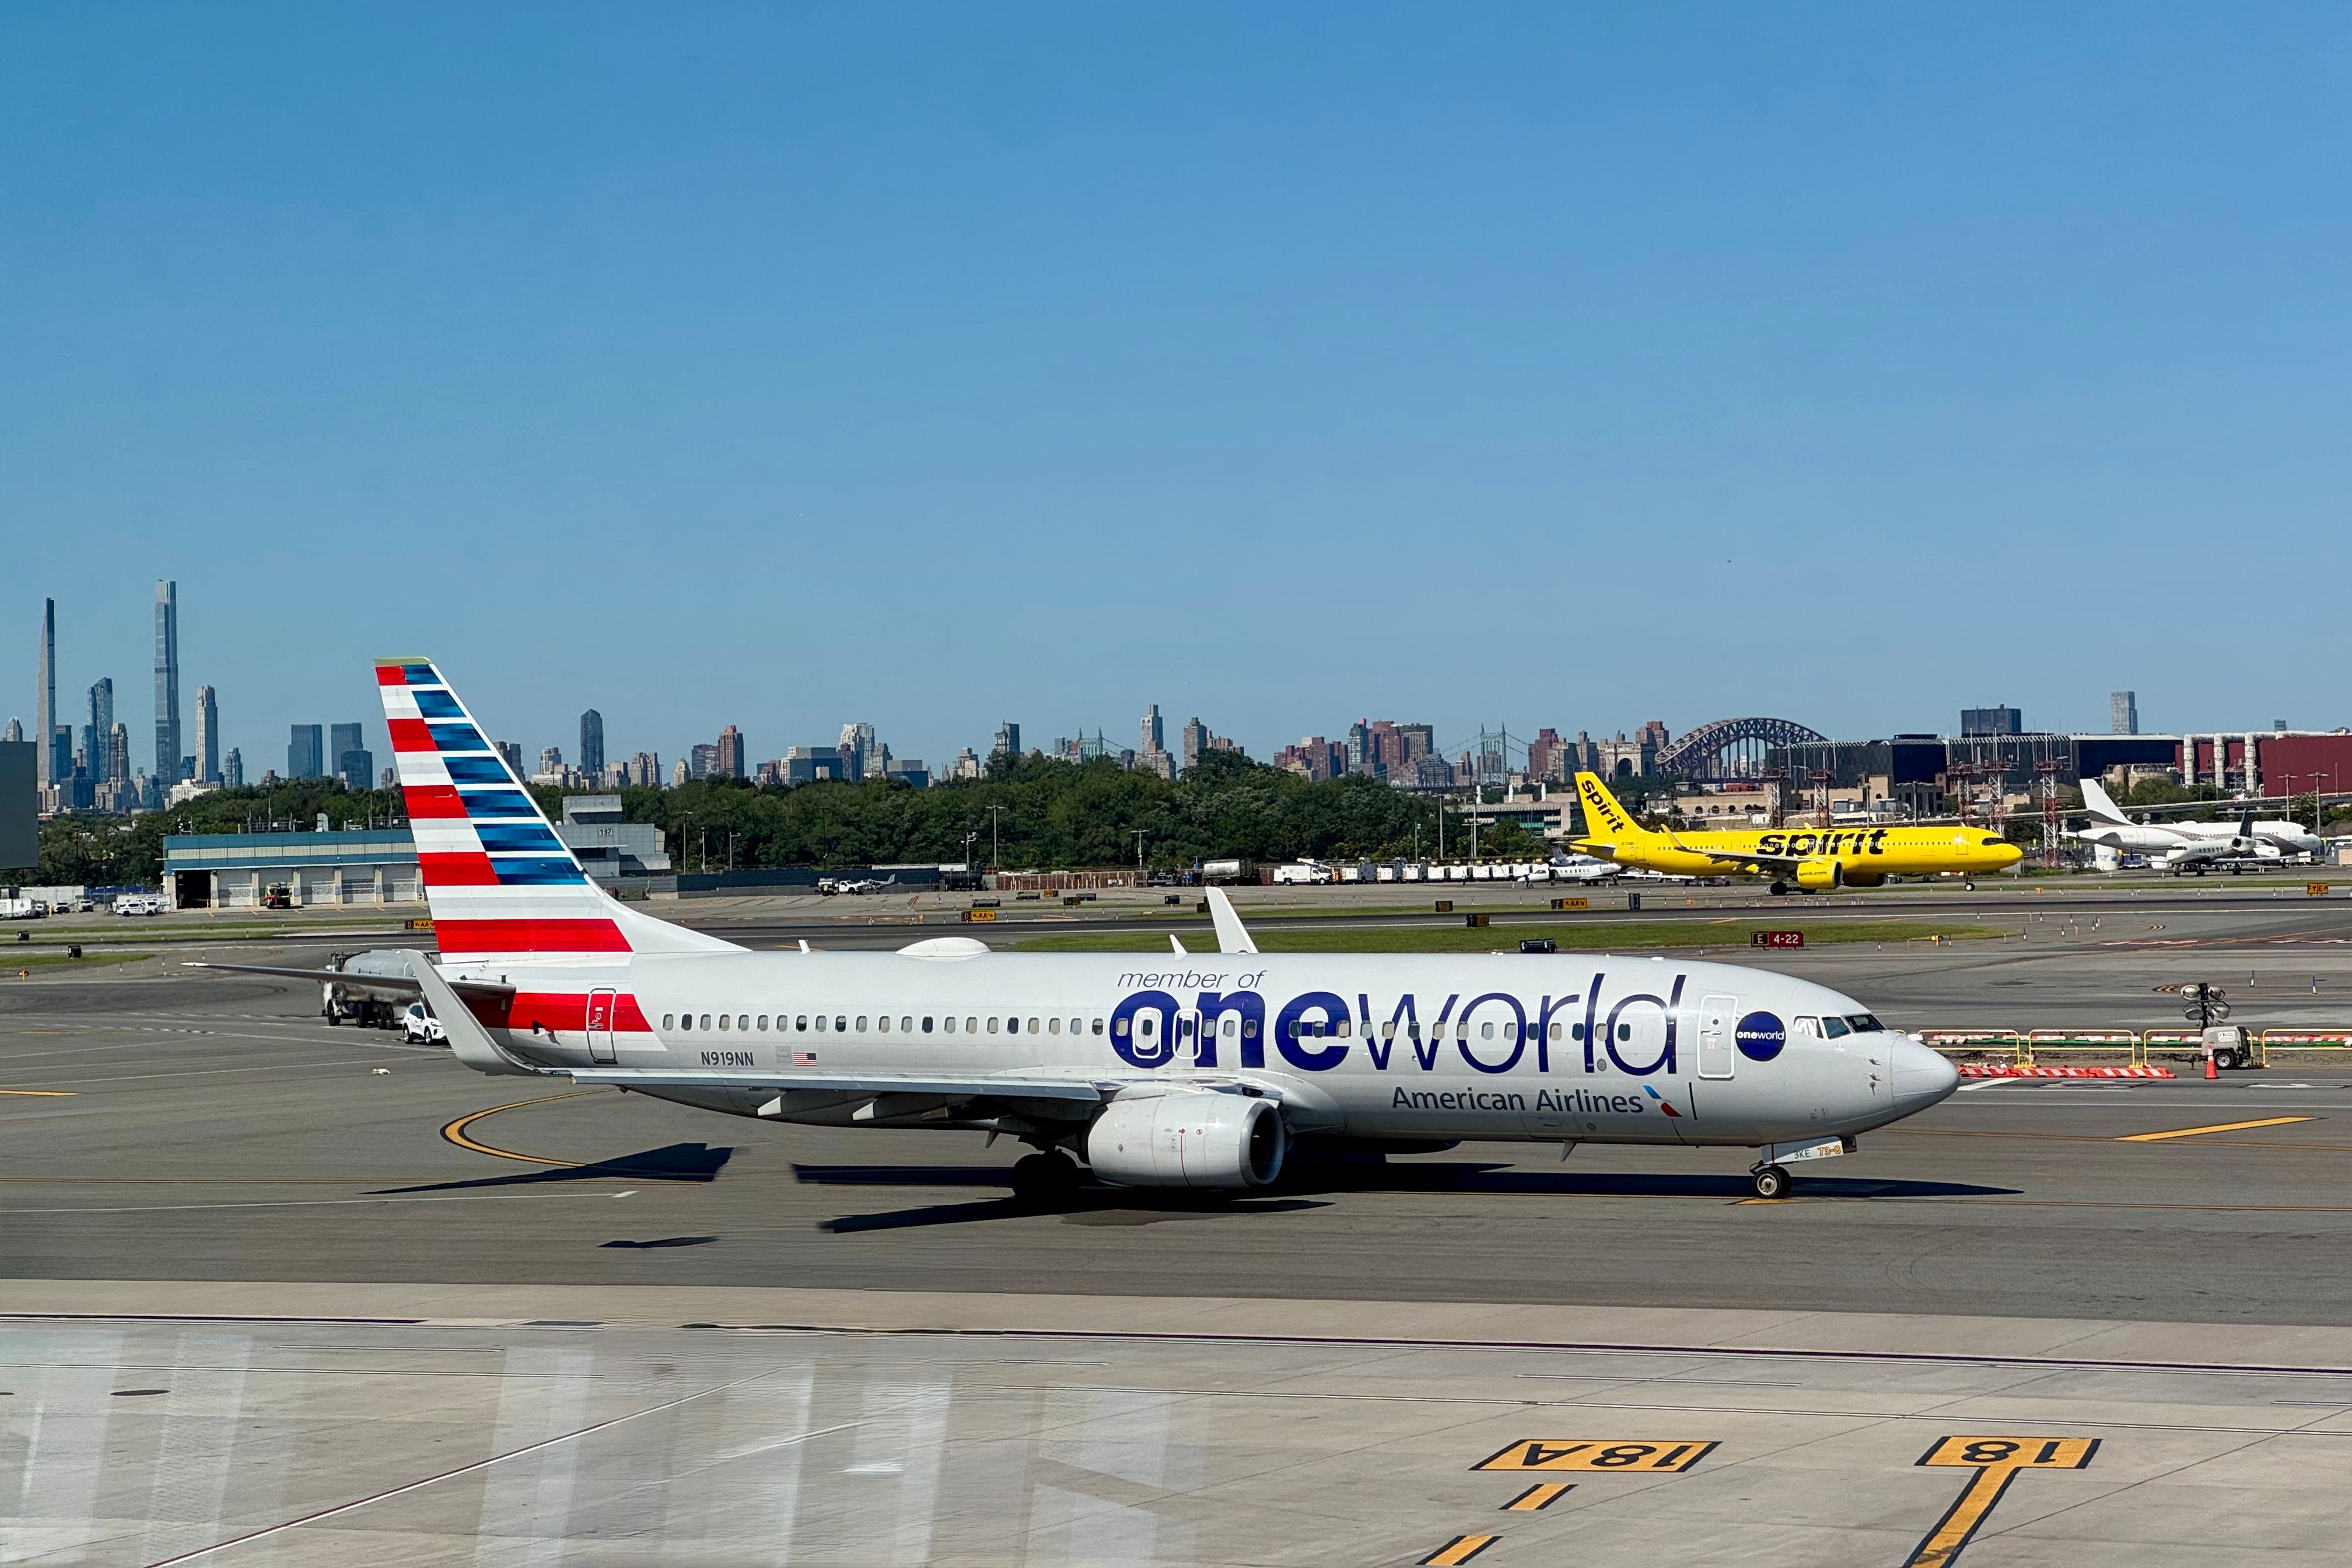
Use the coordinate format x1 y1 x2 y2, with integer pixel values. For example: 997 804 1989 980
12 578 2338 804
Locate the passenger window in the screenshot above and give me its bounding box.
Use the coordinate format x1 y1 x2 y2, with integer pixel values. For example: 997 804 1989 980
1140 1016 1156 1038
922 1016 934 1032
1617 1023 1629 1042
965 1017 977 1032
1572 1023 1584 1040
1381 1021 1395 1039
678 1014 692 1032
718 1014 730 1031
738 1015 748 1031
1113 1016 1129 1037
1048 1017 1060 1034
902 1016 914 1032
943 1016 956 1033
1091 1018 1104 1035
1225 1017 1239 1037
757 1015 768 1031
662 1013 675 1030
1028 1017 1040 1034
1549 1023 1562 1041
1481 1022 1494 1040
835 1016 846 1032
795 1015 807 1031
815 1016 828 1032
700 1014 713 1031
1338 1020 1351 1037
856 1016 867 1032
987 1017 999 1034
878 1016 890 1032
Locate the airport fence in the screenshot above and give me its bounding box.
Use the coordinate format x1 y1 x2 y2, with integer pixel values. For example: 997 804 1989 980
1917 1028 2352 1066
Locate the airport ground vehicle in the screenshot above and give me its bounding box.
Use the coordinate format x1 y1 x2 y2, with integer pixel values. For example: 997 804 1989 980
0 898 44 921
192 658 1958 1202
402 1003 446 1045
113 894 166 917
1270 859 1335 884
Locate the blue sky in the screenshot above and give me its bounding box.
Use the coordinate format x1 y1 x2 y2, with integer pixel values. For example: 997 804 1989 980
8 4 2350 776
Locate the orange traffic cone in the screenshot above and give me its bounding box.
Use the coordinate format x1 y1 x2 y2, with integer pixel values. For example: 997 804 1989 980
2205 1053 2218 1080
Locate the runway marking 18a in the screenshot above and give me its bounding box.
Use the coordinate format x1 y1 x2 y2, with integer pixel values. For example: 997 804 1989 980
1905 1436 2099 1566
1473 1438 1717 1474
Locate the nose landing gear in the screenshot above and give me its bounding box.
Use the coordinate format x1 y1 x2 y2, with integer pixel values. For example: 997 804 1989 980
1749 1163 1793 1200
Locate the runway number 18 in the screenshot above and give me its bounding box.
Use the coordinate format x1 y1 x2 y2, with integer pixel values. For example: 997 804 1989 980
1906 1436 2099 1567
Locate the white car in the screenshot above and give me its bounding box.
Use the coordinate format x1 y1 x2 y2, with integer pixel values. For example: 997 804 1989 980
401 1003 446 1045
114 895 167 917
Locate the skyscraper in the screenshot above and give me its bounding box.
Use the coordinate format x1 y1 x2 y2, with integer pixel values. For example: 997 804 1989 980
333 723 372 791
992 721 1021 761
715 724 746 779
194 685 219 782
85 678 114 782
1140 704 1164 757
222 747 243 789
153 581 182 786
289 724 323 779
36 598 55 786
579 709 605 775
106 724 130 787
2110 691 2138 736
2 719 19 743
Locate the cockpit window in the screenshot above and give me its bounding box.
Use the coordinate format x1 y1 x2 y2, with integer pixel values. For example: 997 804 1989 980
1846 1014 1884 1032
1819 1016 1852 1038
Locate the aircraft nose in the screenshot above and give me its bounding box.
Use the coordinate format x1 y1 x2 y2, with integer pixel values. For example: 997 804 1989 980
1890 1035 1959 1112
1994 841 2025 866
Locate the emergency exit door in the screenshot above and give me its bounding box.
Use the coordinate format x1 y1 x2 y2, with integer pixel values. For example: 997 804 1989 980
1696 993 1738 1079
586 988 618 1063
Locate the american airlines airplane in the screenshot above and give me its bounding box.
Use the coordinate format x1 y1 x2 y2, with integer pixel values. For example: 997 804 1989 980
2073 779 2323 873
208 660 1962 1202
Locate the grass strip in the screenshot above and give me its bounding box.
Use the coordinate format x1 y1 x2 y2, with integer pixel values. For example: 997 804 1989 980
2 951 155 972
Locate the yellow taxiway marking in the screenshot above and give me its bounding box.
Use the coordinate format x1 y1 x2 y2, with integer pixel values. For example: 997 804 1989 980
1906 1436 2098 1567
1499 1482 1574 1511
1473 1438 1716 1474
1419 1535 1499 1566
0 1088 76 1096
2116 1116 2314 1143
440 1090 607 1167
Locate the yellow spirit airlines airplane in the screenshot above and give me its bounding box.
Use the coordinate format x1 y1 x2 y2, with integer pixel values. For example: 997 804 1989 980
1570 772 2024 892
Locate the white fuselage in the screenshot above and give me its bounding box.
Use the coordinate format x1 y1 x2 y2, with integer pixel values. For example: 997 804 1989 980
460 947 1957 1150
2074 817 2318 862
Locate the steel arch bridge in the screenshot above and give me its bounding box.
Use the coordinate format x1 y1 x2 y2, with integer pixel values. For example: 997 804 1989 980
1654 717 1829 781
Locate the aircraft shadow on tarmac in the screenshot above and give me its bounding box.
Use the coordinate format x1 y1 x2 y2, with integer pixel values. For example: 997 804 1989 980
790 1159 2018 1233
370 1142 736 1195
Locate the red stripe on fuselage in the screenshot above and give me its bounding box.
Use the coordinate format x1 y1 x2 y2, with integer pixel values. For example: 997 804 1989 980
418 850 499 886
489 991 654 1033
402 784 468 819
434 918 632 954
387 717 435 752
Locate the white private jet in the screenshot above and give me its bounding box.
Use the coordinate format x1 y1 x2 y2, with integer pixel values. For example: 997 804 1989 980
820 874 900 896
193 659 1961 1203
2073 779 2323 873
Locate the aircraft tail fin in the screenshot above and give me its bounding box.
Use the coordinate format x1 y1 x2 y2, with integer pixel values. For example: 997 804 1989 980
2078 778 2132 824
1572 771 1654 849
376 658 741 962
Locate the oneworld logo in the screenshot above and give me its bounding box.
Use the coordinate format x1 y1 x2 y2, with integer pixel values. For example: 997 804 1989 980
1734 1011 1786 1062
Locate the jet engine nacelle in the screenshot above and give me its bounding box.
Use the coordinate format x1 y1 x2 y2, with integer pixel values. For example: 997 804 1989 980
1085 1089 1287 1189
1794 858 1843 891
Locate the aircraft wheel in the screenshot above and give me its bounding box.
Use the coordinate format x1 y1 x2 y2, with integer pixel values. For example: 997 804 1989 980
1010 1151 1080 1204
1964 880 1976 891
1769 881 1789 897
1751 1165 1791 1200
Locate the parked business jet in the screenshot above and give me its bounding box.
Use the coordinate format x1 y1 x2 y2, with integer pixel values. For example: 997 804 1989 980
2073 779 2323 872
819 874 899 895
197 660 1961 1202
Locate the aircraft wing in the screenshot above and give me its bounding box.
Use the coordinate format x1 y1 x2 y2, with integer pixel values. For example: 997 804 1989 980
182 960 514 1002
564 1067 1116 1101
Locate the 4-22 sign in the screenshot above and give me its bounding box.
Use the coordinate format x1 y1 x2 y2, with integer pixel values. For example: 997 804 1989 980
1751 930 1804 949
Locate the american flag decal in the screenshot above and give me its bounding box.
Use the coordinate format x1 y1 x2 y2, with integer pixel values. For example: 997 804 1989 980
793 1050 818 1067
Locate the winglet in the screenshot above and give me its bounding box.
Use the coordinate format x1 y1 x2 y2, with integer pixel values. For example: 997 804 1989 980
1170 934 1189 955
400 950 544 1079
1205 886 1260 954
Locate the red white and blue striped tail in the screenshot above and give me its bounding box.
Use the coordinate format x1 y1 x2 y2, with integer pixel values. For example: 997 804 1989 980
376 658 740 962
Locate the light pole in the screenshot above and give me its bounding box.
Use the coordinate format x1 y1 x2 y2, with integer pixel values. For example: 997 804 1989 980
986 806 1007 870
1132 828 1147 874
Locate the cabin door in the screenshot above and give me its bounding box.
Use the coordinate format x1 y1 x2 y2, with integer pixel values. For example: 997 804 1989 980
586 988 618 1064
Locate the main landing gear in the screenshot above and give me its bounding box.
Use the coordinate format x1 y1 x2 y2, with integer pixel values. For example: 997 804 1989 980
1009 1149 1082 1205
1749 1163 1793 1200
